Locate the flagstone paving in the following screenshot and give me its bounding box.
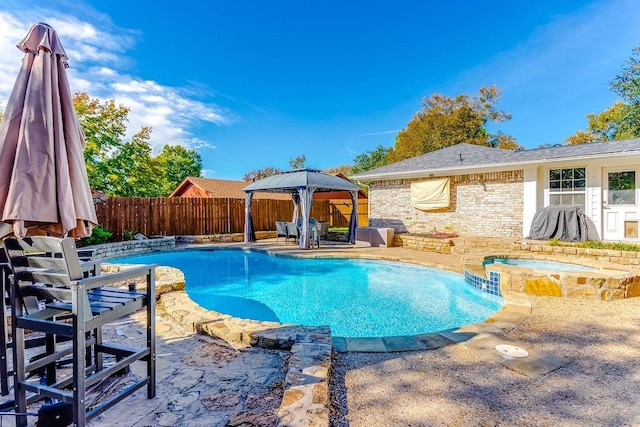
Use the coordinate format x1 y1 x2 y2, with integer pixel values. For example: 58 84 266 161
87 310 288 427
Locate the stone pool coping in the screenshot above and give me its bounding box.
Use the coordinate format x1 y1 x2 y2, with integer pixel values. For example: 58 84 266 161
106 244 533 426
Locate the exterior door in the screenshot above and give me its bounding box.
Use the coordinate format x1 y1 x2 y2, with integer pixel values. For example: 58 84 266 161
603 169 639 240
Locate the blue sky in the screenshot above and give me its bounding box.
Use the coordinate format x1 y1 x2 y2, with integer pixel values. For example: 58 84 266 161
1 1 639 180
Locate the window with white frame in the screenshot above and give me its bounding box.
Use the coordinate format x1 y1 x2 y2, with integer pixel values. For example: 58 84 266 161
549 167 586 207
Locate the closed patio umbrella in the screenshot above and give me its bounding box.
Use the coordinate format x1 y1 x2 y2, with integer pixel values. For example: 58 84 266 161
0 22 97 239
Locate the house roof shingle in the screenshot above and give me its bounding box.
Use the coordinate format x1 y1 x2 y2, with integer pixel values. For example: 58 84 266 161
350 139 640 180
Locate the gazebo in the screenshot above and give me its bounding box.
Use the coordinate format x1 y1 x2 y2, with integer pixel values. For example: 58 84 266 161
243 169 361 249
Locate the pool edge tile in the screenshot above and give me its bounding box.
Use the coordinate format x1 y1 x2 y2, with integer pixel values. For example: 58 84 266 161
382 336 428 352
345 337 387 352
332 337 347 353
438 328 477 344
415 333 455 349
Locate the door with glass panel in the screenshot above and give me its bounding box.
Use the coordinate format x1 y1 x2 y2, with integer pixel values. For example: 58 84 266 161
603 169 639 241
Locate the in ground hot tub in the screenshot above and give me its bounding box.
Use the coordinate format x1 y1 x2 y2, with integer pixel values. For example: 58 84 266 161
464 255 640 300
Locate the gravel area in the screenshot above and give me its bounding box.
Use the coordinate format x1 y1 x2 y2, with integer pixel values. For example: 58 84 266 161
330 296 640 426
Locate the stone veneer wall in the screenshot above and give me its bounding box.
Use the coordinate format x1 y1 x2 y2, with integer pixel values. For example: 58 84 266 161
369 171 524 237
395 234 640 268
175 231 274 244
88 236 175 259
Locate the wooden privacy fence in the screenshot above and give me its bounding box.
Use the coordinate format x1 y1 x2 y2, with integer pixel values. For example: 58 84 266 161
330 199 369 228
95 197 367 241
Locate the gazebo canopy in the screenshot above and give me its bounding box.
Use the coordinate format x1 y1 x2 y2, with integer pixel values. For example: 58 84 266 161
243 169 360 193
243 169 360 249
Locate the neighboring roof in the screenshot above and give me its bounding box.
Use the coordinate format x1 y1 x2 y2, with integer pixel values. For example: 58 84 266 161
170 177 290 200
350 139 640 181
244 169 361 194
91 189 108 203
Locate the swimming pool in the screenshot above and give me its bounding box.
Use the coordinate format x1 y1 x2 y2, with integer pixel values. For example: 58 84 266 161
485 257 597 272
112 249 503 338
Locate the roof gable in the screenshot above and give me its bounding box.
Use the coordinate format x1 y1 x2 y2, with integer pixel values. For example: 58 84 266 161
170 177 290 200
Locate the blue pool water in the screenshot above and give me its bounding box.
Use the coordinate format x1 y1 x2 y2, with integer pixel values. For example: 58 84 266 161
485 258 597 272
113 249 503 338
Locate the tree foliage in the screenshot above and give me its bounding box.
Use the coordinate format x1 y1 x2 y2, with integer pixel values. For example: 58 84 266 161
565 101 633 144
156 145 203 194
610 45 640 137
488 131 522 150
566 45 640 144
389 86 516 162
611 46 640 103
351 145 392 175
242 166 283 182
73 92 202 197
323 164 352 175
289 155 306 169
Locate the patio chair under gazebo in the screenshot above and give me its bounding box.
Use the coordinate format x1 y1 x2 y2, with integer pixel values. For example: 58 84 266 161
243 169 361 249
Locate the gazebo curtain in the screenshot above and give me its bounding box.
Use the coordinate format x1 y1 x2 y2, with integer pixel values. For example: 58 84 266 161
297 187 316 249
348 190 358 244
244 192 255 243
291 193 300 223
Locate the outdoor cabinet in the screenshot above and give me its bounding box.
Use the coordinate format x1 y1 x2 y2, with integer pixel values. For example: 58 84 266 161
355 227 395 247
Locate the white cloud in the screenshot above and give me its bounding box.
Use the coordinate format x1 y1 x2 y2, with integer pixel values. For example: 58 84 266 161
359 130 398 137
344 129 398 155
200 168 216 178
0 12 29 99
0 7 230 152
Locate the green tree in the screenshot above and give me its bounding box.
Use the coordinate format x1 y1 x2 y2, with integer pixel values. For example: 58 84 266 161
566 45 640 144
610 45 640 136
156 145 202 194
351 145 391 175
73 92 130 193
73 92 202 197
104 127 166 197
565 101 634 144
489 131 522 150
323 164 352 175
242 166 283 182
289 155 306 169
390 86 516 162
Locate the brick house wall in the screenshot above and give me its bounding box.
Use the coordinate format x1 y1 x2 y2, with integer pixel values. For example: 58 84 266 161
368 170 524 237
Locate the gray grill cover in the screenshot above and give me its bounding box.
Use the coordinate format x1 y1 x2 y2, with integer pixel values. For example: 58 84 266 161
527 206 588 242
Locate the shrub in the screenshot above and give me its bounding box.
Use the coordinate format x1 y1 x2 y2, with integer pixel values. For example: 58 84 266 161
123 230 137 241
544 238 640 252
78 225 112 247
581 240 640 252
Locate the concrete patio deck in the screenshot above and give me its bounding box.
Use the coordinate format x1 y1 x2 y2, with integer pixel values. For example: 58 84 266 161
3 237 638 426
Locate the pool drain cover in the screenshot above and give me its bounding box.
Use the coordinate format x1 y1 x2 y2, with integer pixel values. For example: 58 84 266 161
495 344 529 358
